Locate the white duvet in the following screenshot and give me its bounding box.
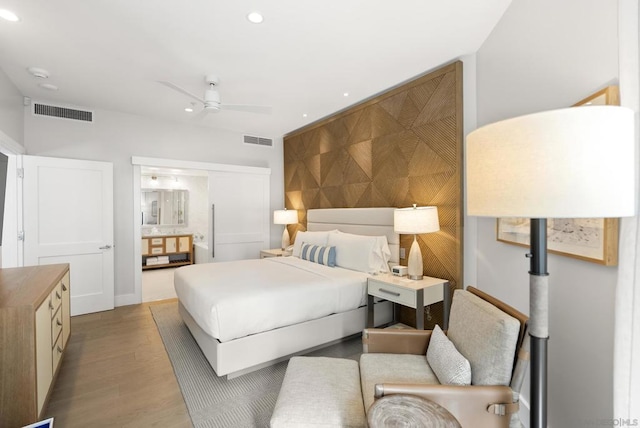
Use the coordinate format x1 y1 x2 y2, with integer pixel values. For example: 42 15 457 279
174 257 370 342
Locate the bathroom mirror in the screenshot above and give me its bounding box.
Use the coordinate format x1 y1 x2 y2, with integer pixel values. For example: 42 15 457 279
141 189 188 227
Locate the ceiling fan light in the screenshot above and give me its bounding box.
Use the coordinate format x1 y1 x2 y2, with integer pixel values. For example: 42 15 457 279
247 11 264 24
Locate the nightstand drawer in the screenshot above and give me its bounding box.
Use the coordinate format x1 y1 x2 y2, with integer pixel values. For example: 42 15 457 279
368 280 416 307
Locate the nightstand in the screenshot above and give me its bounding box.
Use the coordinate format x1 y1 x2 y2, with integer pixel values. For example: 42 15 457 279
367 273 450 330
260 248 291 259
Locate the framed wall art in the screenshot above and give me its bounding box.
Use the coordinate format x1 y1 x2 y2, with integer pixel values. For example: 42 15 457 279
496 86 620 266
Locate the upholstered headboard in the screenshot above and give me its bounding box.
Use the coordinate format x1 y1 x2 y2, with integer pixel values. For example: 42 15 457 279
306 207 399 265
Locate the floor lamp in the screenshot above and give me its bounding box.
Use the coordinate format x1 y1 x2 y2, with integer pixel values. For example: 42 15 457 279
465 105 635 428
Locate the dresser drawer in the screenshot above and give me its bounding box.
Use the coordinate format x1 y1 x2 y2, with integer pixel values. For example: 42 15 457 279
52 334 64 372
50 282 63 316
51 307 63 347
151 238 163 245
151 247 164 254
368 280 416 307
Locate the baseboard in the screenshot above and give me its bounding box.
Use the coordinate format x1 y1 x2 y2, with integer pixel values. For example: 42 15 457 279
115 293 140 307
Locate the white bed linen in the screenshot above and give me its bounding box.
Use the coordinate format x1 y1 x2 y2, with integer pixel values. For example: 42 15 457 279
174 257 370 342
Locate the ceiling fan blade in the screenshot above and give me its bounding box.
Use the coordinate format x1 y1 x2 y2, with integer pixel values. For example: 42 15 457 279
221 104 272 115
157 81 204 104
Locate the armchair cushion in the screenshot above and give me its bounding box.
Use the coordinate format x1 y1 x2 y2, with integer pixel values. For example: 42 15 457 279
426 325 471 385
359 353 438 412
447 290 520 386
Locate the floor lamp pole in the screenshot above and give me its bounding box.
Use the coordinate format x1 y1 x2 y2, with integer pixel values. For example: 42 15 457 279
529 218 548 428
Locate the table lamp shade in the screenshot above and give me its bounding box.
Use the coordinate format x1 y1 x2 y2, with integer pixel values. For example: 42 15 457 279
394 206 440 234
274 209 298 225
466 106 636 218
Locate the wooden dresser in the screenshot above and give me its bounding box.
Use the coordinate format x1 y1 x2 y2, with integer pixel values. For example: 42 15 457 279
0 264 71 427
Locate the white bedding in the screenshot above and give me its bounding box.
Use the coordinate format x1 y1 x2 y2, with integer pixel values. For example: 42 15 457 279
174 257 371 342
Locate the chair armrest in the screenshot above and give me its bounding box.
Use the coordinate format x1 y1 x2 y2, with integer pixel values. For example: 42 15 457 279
362 328 432 354
375 383 517 428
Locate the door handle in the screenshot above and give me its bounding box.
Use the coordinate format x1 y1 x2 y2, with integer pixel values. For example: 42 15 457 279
99 245 112 250
211 204 216 258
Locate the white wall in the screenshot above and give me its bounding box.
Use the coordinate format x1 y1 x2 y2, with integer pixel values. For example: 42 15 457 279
0 68 24 146
475 0 620 427
23 108 284 302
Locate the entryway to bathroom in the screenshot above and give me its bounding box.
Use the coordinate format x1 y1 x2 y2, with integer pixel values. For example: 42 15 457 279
139 166 209 302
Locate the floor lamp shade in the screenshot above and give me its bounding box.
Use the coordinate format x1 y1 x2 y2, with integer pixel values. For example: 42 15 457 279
466 106 636 218
465 105 636 428
394 206 440 280
274 209 298 250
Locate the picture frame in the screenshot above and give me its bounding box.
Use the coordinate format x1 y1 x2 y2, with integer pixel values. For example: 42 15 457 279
496 86 620 266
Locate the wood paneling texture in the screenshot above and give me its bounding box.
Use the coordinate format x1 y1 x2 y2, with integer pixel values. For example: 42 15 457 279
284 61 463 329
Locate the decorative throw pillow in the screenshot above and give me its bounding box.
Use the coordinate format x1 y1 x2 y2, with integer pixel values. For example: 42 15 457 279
300 242 336 267
426 324 472 385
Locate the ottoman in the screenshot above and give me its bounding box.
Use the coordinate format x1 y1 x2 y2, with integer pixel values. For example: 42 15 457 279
270 356 366 428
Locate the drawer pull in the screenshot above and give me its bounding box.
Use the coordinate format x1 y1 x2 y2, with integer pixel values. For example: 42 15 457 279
62 283 68 291
57 345 63 353
56 319 62 326
379 288 401 297
56 291 61 299
48 300 54 310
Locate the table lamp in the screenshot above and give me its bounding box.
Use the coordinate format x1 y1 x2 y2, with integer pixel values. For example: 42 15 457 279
394 205 440 280
466 105 635 428
274 209 298 250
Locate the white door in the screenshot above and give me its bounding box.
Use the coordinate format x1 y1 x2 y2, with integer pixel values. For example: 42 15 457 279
23 156 114 315
208 171 270 262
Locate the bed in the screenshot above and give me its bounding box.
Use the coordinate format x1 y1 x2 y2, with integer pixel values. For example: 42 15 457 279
174 207 398 378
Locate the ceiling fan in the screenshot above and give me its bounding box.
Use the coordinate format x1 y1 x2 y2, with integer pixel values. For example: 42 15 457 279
158 75 272 114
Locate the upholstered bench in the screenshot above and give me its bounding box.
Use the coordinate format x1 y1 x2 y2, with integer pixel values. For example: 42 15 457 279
270 356 366 428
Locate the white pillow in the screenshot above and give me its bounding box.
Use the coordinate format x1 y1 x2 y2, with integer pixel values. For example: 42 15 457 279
426 324 472 386
327 232 381 273
292 231 332 257
330 231 391 273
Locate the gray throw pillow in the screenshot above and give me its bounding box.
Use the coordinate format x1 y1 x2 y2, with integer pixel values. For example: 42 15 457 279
426 324 472 385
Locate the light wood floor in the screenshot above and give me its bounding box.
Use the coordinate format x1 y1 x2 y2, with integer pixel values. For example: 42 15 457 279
44 300 192 427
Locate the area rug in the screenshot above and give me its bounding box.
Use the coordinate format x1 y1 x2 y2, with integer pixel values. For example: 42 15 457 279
150 301 362 428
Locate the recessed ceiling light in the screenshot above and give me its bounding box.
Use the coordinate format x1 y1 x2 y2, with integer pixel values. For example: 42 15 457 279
38 83 58 91
343 92 349 97
0 9 20 22
185 106 194 113
302 113 308 118
247 11 264 24
28 67 50 78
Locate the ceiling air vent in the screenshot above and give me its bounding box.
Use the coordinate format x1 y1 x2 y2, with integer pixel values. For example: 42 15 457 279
244 135 273 147
33 103 94 122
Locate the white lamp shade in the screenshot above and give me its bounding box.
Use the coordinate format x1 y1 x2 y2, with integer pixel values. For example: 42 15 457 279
466 106 636 218
394 206 440 234
273 209 298 225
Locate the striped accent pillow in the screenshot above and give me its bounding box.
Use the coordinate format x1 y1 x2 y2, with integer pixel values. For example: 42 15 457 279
300 242 336 267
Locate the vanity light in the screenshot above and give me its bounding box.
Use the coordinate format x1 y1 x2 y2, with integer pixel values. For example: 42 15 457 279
0 9 20 22
247 11 263 24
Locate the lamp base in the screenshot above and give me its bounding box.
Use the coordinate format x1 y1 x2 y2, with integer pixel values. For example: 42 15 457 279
407 235 424 280
281 227 290 251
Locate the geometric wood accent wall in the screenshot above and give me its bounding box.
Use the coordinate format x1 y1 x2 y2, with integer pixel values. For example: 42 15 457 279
284 61 463 328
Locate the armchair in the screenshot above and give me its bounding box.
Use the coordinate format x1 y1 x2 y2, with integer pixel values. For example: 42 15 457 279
362 286 529 428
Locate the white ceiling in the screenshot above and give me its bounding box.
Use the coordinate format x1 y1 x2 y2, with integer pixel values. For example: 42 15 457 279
0 0 511 138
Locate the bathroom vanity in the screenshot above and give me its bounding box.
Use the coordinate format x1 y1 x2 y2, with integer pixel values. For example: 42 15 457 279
141 234 193 269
